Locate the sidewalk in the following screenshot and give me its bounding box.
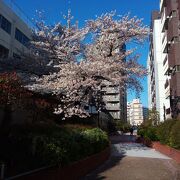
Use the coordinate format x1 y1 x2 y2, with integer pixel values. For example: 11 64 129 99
82 135 180 180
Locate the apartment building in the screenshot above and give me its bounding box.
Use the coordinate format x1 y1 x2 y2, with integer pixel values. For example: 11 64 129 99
102 81 127 121
127 99 143 126
160 0 180 119
143 107 149 121
127 102 131 123
147 11 170 121
148 0 180 120
0 0 31 58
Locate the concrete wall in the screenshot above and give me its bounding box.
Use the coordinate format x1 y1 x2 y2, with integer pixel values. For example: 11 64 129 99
0 0 31 57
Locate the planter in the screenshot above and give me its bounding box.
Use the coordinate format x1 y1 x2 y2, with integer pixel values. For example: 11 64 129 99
152 142 180 164
137 137 180 164
5 146 110 180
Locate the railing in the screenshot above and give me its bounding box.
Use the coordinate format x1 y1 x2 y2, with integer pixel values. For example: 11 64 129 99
164 79 169 89
163 55 168 66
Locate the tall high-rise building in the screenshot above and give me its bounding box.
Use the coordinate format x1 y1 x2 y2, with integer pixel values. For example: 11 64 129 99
148 0 180 120
160 0 180 119
0 0 31 58
147 11 170 121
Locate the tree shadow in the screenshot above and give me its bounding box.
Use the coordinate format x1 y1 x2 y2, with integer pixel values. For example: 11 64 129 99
81 154 125 180
81 134 150 180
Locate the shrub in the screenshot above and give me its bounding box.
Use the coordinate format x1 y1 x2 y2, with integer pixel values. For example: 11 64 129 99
0 123 109 174
115 121 131 133
144 126 158 141
156 119 176 145
137 126 158 141
169 120 180 149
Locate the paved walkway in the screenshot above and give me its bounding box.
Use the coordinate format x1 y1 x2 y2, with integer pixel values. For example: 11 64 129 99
82 135 180 180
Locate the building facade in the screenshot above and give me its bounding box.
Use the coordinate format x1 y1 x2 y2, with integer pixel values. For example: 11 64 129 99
148 0 180 120
160 0 180 119
143 107 149 121
147 11 171 121
127 99 144 126
102 81 127 121
0 0 31 58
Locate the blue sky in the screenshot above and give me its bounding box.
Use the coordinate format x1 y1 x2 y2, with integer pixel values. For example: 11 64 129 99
5 0 160 107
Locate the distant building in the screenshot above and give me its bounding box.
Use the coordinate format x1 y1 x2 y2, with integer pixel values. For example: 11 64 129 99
0 0 31 58
143 107 149 121
127 99 144 126
127 102 131 123
102 81 127 121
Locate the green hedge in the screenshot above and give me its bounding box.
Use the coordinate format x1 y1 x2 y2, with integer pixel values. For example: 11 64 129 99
0 124 109 174
138 126 159 141
156 119 176 145
169 120 180 149
138 119 180 150
115 120 131 133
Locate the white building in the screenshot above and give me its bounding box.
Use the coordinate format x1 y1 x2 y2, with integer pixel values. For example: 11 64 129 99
127 99 143 126
0 0 31 58
127 102 131 123
147 11 171 121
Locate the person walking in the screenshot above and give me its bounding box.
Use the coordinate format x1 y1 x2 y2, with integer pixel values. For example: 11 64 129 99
130 127 134 136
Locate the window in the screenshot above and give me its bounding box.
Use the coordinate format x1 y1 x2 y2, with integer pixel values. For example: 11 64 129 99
0 44 9 58
175 65 180 72
13 53 21 59
0 14 11 34
15 28 30 46
170 10 177 18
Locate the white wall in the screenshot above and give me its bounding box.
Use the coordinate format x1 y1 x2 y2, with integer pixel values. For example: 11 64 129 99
153 19 170 121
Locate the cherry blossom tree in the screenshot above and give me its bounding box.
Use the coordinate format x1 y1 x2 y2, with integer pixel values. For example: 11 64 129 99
28 12 149 118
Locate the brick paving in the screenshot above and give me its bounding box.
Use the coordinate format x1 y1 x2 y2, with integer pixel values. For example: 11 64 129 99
82 135 180 180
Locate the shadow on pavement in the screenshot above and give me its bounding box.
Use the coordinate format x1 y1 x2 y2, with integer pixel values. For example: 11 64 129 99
81 134 131 180
81 155 125 180
110 134 137 144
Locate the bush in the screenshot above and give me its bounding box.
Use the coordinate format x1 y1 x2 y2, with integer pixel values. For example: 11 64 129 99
137 126 158 141
0 123 109 174
115 121 131 133
169 120 180 149
156 119 176 145
144 126 158 141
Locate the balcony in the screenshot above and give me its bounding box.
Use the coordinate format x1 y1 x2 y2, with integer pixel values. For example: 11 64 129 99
106 105 120 111
164 79 170 98
104 90 119 95
163 55 169 74
162 34 169 53
166 0 177 17
160 0 166 12
103 96 120 102
161 8 169 32
167 17 178 42
168 42 180 68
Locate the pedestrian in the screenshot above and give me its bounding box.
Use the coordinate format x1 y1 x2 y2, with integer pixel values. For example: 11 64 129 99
130 127 134 136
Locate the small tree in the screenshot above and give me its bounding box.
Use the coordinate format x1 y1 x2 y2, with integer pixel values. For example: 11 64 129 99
28 12 149 118
0 11 149 119
0 72 32 128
